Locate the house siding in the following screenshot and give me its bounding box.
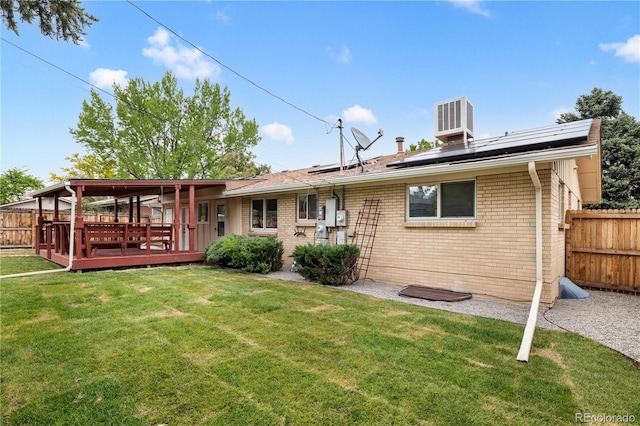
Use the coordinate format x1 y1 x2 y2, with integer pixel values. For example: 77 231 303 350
545 159 585 304
236 166 570 306
355 172 538 304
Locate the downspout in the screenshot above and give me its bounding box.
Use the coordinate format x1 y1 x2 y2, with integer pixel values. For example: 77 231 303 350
1 185 77 279
517 162 543 362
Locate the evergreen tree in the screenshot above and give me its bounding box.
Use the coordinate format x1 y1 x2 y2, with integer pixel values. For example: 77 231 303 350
1 0 97 44
557 88 640 209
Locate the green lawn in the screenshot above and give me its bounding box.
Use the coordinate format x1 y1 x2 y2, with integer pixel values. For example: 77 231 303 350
1 257 638 425
0 251 62 276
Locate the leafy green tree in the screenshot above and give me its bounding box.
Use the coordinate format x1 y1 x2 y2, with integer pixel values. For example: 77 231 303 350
557 88 640 209
1 0 97 44
407 138 442 152
49 153 119 182
0 168 44 205
70 71 269 179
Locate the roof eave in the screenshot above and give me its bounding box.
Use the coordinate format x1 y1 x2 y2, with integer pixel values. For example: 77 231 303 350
30 181 71 198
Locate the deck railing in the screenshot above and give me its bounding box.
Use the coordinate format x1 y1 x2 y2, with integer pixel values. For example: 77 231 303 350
39 221 174 259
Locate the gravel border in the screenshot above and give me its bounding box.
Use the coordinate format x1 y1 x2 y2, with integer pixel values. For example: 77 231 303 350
266 271 640 362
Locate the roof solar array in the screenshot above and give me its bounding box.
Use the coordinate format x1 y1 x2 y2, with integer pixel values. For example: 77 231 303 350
388 119 593 168
308 159 364 174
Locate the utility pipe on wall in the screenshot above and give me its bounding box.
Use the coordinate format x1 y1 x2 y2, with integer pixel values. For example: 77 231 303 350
1 185 77 279
517 162 544 362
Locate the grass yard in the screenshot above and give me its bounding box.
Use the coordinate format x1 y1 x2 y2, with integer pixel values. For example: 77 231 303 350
1 257 638 425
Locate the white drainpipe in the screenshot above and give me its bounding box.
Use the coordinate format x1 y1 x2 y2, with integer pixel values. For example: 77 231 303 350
1 185 77 279
517 162 543 362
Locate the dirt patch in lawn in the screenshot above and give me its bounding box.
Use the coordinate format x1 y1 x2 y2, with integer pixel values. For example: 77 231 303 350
534 344 581 402
304 304 344 313
130 308 187 322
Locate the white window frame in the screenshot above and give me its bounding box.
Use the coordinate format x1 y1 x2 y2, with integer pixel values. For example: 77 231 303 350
197 202 209 224
558 182 565 224
406 179 476 220
297 193 318 221
251 198 278 231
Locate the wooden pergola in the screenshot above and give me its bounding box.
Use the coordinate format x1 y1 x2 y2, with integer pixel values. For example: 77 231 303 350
31 179 227 271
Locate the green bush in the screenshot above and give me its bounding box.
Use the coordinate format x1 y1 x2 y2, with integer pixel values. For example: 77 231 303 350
291 243 360 286
204 235 284 274
204 234 243 267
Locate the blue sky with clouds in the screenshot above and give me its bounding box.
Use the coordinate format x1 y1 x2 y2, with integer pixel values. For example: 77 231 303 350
2 0 639 183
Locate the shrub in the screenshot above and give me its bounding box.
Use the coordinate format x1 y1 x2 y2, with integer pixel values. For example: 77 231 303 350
204 234 243 268
291 244 360 286
204 235 284 274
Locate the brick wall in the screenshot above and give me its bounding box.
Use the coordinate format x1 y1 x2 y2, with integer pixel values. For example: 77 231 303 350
239 166 568 306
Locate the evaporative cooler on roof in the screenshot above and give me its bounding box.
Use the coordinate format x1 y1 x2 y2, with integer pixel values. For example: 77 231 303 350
434 97 474 144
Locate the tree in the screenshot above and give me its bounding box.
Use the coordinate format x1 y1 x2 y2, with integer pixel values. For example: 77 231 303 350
557 88 640 209
49 153 119 182
407 138 442 152
1 0 97 44
70 71 270 180
0 168 44 205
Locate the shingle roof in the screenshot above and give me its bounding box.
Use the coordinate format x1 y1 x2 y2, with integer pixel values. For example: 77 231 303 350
232 152 418 191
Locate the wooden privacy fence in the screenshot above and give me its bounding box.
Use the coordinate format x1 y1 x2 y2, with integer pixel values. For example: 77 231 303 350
0 209 158 248
565 209 640 294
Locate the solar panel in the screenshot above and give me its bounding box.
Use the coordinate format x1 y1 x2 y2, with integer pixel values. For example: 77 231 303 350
388 119 593 168
308 159 362 174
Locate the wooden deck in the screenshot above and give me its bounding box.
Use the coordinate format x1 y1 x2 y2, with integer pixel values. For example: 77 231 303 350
40 246 204 271
30 179 227 272
37 221 204 271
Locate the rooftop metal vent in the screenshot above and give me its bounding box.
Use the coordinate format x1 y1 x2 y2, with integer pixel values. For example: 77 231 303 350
435 97 474 144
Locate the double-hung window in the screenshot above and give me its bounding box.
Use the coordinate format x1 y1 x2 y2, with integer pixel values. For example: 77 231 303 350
298 194 317 221
252 198 278 230
197 202 209 224
408 180 475 219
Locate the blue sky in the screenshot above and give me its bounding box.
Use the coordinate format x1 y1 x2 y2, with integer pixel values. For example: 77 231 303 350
2 0 639 183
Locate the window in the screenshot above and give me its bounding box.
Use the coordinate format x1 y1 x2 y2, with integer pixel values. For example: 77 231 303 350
408 180 475 219
298 194 318 220
558 182 565 223
197 202 209 224
252 198 277 230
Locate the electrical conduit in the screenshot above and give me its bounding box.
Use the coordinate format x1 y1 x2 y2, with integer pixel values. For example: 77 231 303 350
1 185 77 279
517 162 543 362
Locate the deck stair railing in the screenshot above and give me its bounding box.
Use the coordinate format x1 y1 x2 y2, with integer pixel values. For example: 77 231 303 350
351 198 381 281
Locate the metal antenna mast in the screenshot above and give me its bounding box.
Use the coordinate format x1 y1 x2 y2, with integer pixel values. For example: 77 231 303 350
338 119 344 173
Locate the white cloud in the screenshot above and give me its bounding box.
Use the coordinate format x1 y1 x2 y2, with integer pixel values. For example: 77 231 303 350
77 38 90 49
261 122 294 144
447 0 491 18
599 34 640 63
89 68 128 89
343 105 377 125
327 45 352 64
550 107 571 122
216 11 231 25
142 27 221 80
405 107 430 120
324 114 339 124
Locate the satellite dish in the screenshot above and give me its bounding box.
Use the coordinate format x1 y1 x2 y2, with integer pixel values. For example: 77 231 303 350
351 127 372 150
351 127 384 151
350 127 384 172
